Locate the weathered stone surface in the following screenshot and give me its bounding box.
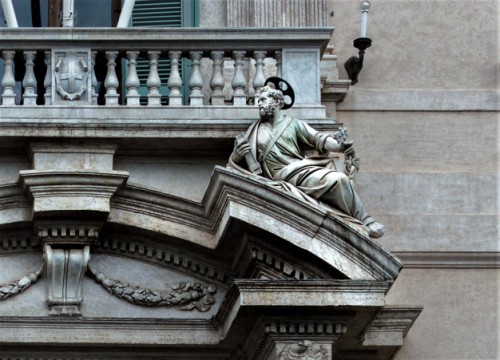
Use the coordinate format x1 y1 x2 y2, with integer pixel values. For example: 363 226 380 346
386 269 499 360
335 111 498 253
1 2 494 356
199 0 227 27
114 156 225 202
282 48 321 104
330 0 497 90
0 156 30 184
30 143 116 172
373 214 498 252
20 170 129 216
337 89 499 112
336 112 497 173
0 253 48 317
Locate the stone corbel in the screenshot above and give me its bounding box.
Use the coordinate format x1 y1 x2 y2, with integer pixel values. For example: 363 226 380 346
43 243 90 316
37 223 99 316
38 224 95 316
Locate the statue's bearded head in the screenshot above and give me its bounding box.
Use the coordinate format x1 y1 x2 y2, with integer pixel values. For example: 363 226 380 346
257 85 285 120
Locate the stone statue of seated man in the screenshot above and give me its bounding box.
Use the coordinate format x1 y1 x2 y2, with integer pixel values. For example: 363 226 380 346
228 79 384 238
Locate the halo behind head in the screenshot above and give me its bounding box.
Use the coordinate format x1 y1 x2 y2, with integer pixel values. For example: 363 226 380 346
264 77 295 109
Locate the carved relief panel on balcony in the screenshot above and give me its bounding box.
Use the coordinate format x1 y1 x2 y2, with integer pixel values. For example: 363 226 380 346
52 49 92 104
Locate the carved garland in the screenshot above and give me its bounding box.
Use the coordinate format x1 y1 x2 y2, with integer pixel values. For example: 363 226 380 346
88 266 217 312
0 265 43 301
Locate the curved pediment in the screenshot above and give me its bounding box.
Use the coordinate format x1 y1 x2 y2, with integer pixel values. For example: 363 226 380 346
0 167 401 282
109 166 402 281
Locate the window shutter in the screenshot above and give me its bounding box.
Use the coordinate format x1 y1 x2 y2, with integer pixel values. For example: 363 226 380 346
131 0 183 27
123 0 199 105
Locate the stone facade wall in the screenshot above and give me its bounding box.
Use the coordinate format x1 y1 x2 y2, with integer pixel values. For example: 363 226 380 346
329 1 498 359
0 0 496 358
198 0 498 357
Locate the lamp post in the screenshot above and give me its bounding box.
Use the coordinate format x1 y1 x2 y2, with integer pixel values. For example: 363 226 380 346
344 1 372 85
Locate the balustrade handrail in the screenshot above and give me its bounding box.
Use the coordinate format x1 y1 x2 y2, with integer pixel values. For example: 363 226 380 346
0 27 334 53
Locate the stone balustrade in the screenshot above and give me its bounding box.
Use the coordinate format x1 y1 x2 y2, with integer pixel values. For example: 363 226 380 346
0 28 333 108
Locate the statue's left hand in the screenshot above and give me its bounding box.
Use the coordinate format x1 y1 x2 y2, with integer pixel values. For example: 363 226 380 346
342 140 355 156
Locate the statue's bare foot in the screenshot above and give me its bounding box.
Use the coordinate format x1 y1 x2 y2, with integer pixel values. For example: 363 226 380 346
367 221 385 238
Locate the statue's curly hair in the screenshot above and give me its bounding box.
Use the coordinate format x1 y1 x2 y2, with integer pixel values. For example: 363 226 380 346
258 83 285 109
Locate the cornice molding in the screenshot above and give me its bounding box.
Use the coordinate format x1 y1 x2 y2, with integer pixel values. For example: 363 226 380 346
0 167 402 282
215 279 391 338
394 251 500 268
109 167 402 281
0 235 38 253
362 306 423 347
0 183 30 211
234 240 332 280
93 236 230 286
0 316 220 345
0 27 334 52
337 89 499 112
19 170 128 219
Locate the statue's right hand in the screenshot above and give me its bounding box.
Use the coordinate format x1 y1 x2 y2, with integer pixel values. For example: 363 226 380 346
232 141 251 162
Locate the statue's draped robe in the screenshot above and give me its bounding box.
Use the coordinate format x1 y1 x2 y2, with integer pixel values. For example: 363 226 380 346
229 115 374 236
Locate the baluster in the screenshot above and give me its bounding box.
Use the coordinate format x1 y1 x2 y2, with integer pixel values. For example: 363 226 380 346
147 51 161 106
1 51 16 105
43 51 52 105
253 50 267 104
125 51 140 106
210 51 225 105
167 51 182 106
23 51 37 105
231 50 247 106
104 51 119 105
189 51 204 106
275 50 282 77
90 51 98 105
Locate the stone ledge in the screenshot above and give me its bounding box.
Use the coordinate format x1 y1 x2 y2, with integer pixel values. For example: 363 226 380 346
0 27 334 53
20 170 129 218
0 109 335 142
337 89 499 112
230 280 390 307
0 105 327 121
216 279 391 340
0 317 220 345
393 251 500 268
